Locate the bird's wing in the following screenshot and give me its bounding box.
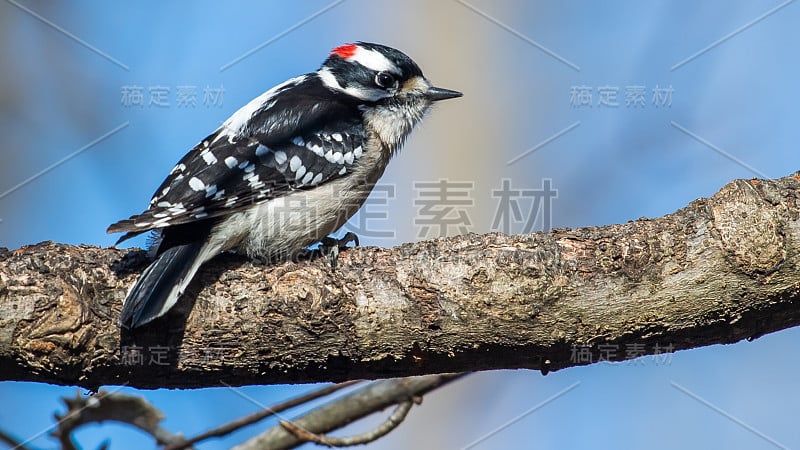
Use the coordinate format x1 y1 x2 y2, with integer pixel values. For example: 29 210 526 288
108 79 367 240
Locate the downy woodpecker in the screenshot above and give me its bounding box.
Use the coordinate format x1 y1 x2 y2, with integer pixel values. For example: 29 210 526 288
108 42 462 328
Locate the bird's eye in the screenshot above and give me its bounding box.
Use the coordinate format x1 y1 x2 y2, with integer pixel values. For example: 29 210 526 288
375 71 396 89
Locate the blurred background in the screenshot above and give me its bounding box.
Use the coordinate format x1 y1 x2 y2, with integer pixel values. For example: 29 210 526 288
1 0 799 448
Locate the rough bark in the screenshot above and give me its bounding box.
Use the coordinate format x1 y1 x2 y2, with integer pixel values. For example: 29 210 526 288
1 173 799 389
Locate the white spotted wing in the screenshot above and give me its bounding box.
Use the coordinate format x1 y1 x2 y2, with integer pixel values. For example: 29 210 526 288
108 80 367 241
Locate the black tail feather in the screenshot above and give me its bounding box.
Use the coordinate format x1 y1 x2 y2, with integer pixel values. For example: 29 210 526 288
120 241 204 329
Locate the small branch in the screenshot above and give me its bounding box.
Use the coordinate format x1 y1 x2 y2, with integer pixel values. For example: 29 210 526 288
0 428 34 450
279 400 413 447
51 390 182 449
234 373 466 450
1 172 800 388
164 380 361 450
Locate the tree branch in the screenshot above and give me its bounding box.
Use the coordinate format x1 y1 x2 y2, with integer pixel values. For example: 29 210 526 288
164 380 360 450
0 428 32 450
1 172 799 389
51 390 182 449
236 373 464 450
277 401 413 447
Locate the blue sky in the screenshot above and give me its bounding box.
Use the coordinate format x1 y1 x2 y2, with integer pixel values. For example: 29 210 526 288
1 1 799 449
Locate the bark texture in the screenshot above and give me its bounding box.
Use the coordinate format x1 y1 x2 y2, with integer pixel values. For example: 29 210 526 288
1 173 799 389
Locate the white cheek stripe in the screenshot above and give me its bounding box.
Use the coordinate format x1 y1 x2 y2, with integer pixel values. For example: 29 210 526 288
318 67 387 102
351 47 398 73
318 67 342 91
343 86 387 102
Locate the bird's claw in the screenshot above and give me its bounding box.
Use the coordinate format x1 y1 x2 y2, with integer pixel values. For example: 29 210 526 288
320 232 360 271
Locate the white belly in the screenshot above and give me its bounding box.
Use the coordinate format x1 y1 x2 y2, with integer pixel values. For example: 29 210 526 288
239 179 375 259
211 144 389 261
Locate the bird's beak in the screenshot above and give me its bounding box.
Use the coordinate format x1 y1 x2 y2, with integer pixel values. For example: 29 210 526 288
426 86 463 101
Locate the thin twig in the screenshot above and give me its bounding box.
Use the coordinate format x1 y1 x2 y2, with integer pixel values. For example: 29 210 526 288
0 428 33 450
164 380 361 450
280 400 414 447
234 373 468 450
51 390 181 449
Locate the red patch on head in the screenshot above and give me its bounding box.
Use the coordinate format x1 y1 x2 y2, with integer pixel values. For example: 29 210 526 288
331 43 358 59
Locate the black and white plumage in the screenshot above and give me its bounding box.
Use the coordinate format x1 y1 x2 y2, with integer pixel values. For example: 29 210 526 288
108 42 462 328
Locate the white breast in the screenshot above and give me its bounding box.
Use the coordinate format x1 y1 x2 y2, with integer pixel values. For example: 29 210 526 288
212 139 390 261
